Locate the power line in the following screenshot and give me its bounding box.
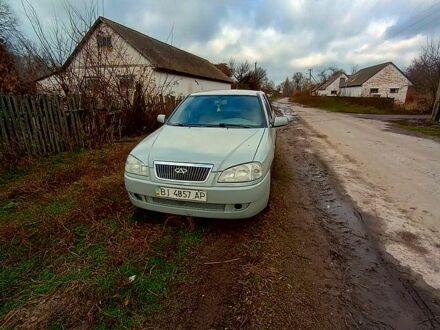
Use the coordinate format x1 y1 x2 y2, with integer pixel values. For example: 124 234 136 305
389 2 440 38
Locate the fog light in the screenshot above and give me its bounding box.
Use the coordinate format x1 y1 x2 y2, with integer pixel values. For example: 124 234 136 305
234 204 243 210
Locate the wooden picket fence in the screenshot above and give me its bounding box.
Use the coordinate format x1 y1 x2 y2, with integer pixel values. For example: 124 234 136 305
0 93 183 160
0 94 89 157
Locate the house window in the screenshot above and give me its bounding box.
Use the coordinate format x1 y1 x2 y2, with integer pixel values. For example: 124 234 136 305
97 35 112 48
370 88 379 94
119 75 135 89
339 77 346 86
390 88 399 93
331 90 337 95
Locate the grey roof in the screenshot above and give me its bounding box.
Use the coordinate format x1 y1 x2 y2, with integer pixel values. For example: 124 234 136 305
311 83 323 92
318 72 346 90
64 17 232 84
343 62 410 87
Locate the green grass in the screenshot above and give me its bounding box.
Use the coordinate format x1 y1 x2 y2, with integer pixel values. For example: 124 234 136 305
0 141 203 328
395 120 440 138
0 168 30 186
94 229 202 328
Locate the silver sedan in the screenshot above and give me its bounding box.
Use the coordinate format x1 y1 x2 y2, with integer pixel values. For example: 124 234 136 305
124 90 288 219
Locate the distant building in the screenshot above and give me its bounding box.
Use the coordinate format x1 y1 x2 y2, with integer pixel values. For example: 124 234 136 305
339 62 412 104
432 80 440 122
37 16 232 96
316 72 348 96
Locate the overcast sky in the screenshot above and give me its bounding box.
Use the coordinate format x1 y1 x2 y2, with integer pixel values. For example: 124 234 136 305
10 0 440 84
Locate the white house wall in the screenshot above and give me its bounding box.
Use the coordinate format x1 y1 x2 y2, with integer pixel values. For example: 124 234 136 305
340 86 362 97
69 22 150 70
153 71 230 96
317 73 348 96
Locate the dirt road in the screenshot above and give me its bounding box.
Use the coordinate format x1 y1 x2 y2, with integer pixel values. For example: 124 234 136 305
147 100 440 329
278 99 440 291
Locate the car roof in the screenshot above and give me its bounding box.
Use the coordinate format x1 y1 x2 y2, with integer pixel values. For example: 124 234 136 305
190 89 265 96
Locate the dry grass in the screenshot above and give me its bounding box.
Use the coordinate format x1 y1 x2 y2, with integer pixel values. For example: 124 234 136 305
291 95 418 114
0 139 201 328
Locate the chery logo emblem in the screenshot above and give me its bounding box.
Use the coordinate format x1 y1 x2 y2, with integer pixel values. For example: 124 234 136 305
174 168 188 174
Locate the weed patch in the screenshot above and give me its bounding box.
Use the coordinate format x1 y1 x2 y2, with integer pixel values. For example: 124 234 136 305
0 139 203 328
394 119 440 139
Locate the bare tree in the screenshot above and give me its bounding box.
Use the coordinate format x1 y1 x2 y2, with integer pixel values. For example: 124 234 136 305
21 0 180 138
229 59 252 83
21 0 99 88
407 38 440 108
318 66 344 83
228 59 269 90
0 0 18 43
351 64 359 75
282 77 293 96
292 72 304 91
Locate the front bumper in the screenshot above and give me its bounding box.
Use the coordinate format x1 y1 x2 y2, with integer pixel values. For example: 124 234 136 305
124 171 271 219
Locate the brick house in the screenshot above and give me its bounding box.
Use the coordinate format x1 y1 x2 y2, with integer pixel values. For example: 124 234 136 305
316 72 349 96
340 62 412 104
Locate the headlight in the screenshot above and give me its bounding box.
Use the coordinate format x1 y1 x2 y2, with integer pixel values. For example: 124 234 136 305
218 162 262 183
125 155 149 176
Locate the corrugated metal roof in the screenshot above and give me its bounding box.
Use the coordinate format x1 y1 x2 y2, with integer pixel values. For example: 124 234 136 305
64 17 232 84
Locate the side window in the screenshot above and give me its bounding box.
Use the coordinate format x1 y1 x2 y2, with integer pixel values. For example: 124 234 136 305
262 95 273 123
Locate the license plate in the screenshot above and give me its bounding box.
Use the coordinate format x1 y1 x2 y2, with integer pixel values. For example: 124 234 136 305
155 187 207 202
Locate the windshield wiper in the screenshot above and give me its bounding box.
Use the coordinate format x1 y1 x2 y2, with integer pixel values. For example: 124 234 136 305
169 123 206 127
217 123 254 128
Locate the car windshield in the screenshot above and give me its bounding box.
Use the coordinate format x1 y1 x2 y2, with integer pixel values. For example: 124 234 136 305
167 95 266 128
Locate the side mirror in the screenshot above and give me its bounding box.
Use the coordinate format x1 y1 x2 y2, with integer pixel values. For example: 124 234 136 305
157 114 166 123
273 116 289 127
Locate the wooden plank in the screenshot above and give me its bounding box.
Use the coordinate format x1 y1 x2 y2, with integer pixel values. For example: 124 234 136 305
52 96 67 150
12 95 32 154
23 96 41 156
30 96 47 155
4 95 22 151
47 96 61 152
67 96 80 147
19 96 36 155
37 95 51 153
41 95 56 153
0 97 10 149
1 96 15 144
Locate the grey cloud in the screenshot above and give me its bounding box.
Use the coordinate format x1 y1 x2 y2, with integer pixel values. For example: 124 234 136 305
9 0 439 83
385 2 440 39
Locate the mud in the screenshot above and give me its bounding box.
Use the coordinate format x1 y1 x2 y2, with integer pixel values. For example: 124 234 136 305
148 103 440 329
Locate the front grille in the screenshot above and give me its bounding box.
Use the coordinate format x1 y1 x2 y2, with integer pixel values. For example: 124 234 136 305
151 197 225 211
154 162 213 182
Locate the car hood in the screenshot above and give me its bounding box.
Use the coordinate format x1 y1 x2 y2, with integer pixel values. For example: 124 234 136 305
132 125 266 171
